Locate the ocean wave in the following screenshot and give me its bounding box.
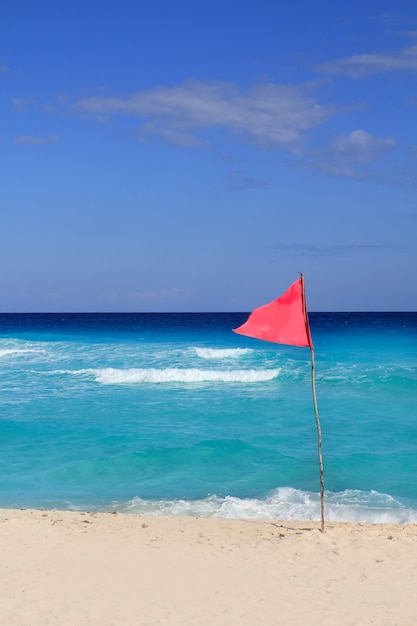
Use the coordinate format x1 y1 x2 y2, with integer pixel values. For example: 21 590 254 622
105 487 417 524
316 363 417 388
193 347 253 359
0 348 48 358
91 367 280 384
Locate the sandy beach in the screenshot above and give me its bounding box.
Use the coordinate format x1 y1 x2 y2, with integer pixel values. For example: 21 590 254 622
1 509 416 625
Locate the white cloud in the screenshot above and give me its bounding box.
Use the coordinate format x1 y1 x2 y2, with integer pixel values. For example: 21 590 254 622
307 130 396 178
317 43 417 77
329 130 395 159
70 80 331 151
58 78 410 183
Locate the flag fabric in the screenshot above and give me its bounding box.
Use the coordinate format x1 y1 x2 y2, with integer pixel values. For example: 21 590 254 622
233 277 313 348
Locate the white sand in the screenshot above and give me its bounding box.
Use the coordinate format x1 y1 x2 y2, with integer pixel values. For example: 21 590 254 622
1 508 417 625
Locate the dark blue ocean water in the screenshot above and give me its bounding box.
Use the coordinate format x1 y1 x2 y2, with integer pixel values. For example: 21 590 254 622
0 312 416 523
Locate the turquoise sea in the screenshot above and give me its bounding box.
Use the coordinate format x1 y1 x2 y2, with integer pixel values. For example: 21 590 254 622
0 312 416 523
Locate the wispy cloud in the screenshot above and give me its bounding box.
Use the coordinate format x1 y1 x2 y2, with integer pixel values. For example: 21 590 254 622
127 288 187 302
11 97 34 111
97 288 188 306
57 74 410 183
374 12 417 30
14 135 59 145
69 80 332 151
224 171 269 191
316 42 417 77
138 124 209 148
271 243 396 257
306 130 396 178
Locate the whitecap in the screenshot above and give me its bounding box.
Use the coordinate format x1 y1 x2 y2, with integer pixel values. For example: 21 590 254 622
0 348 48 358
193 347 253 359
92 367 280 384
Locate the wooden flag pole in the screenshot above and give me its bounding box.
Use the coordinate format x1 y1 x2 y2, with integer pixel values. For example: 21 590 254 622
310 346 325 532
301 274 325 532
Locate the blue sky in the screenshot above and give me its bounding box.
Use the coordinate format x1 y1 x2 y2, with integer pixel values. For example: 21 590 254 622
1 0 416 312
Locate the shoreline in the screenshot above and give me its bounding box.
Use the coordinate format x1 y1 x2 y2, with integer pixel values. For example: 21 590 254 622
2 508 417 625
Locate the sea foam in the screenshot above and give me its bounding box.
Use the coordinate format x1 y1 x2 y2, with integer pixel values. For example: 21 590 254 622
193 347 253 359
0 348 48 358
107 487 417 524
91 367 280 384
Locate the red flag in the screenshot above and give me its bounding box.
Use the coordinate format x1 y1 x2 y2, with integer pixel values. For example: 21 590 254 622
233 277 313 348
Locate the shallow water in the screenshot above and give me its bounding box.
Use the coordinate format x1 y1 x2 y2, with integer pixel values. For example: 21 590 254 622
0 312 416 522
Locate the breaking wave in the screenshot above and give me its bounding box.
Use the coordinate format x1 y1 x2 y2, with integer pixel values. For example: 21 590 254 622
105 487 417 524
91 367 280 384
